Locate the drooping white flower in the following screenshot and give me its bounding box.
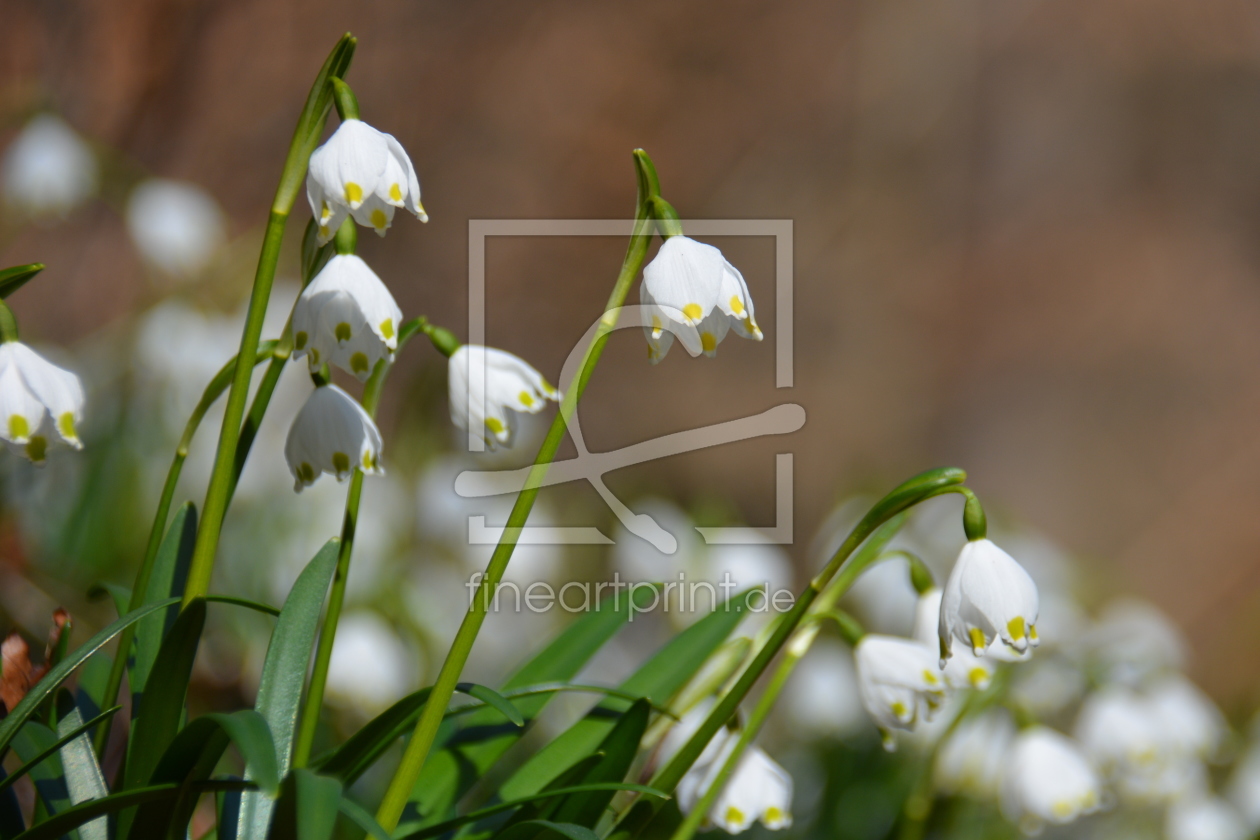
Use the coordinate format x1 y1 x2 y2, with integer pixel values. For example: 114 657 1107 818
935 708 1016 800
939 538 1040 664
292 254 402 381
784 639 866 739
913 588 994 690
1085 598 1186 686
0 341 84 462
284 383 383 491
1075 685 1185 803
126 179 226 279
1000 726 1102 833
1146 674 1226 762
854 634 947 750
640 236 762 363
2 114 97 217
1227 737 1260 829
448 345 559 449
1167 795 1249 840
306 119 426 244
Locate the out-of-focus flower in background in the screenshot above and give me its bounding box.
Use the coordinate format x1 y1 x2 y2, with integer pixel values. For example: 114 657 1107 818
2 114 97 219
125 178 226 280
325 610 416 714
934 708 1015 801
1000 726 1102 833
781 637 865 740
1165 794 1249 840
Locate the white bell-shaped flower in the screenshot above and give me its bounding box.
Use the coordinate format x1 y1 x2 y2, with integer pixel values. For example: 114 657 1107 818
854 634 947 750
1227 737 1260 830
292 254 402 381
913 588 994 690
1167 795 1250 840
676 738 794 834
935 708 1016 800
1075 685 1182 802
306 119 426 244
640 236 762 363
1000 726 1102 833
939 538 1040 663
284 383 383 491
448 345 559 449
0 341 84 462
2 114 97 218
126 179 226 280
1146 674 1226 761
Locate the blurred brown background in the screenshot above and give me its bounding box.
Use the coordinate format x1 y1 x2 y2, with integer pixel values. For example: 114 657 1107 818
4 0 1260 704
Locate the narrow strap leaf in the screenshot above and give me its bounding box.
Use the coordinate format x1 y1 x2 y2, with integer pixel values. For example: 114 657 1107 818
205 595 281 617
267 769 342 840
495 820 599 840
336 797 391 840
11 781 250 840
0 708 119 796
54 708 109 840
0 264 45 299
456 683 523 727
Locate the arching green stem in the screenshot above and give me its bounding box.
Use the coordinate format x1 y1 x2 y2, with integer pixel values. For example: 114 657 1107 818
0 299 19 343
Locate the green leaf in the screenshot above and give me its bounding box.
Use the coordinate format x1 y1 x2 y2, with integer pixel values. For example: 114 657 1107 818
132 503 197 707
0 264 44 299
456 683 523 728
54 707 109 840
500 587 759 801
495 820 598 840
10 781 249 840
238 540 338 840
0 769 23 840
336 797 391 840
267 770 341 840
395 783 668 840
549 699 651 828
206 595 281 618
127 710 278 840
0 708 119 797
408 585 659 826
10 723 73 821
0 597 180 756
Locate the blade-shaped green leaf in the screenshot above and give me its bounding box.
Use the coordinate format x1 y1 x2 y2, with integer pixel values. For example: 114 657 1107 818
0 264 44 299
55 708 108 840
456 683 523 728
337 797 391 840
238 540 338 840
10 723 73 824
267 770 341 840
495 820 598 840
549 699 651 828
10 781 249 840
0 707 119 797
131 504 197 706
500 587 759 801
409 585 659 826
0 597 180 756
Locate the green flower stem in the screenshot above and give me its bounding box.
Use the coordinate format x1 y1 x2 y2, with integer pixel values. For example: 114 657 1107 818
607 468 970 840
292 316 427 768
372 150 661 834
665 518 904 840
0 299 19 343
93 342 278 758
181 34 355 609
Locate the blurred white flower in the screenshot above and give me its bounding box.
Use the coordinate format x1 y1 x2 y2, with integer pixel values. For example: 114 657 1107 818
935 709 1015 800
1000 726 1102 833
840 553 918 637
1085 598 1186 686
912 589 993 690
284 384 383 491
640 236 761 362
0 341 84 462
306 119 426 244
2 114 97 217
326 611 416 713
1227 738 1260 829
1076 685 1188 803
292 254 401 381
1166 795 1249 840
854 634 946 750
1010 655 1086 719
939 538 1039 663
448 345 559 450
1146 674 1227 762
126 179 226 279
782 638 865 739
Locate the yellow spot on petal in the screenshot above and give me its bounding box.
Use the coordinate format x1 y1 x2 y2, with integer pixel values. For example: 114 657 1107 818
370 208 387 230
295 331 308 350
650 315 663 338
8 415 29 441
682 303 703 323
519 390 535 407
25 435 46 462
350 352 370 375
891 701 908 719
297 462 316 483
335 322 352 343
968 627 987 653
1029 625 1040 643
320 201 331 222
764 807 787 827
319 225 330 240
729 295 745 316
310 348 320 365
724 807 746 828
485 417 505 436
362 450 374 469
541 378 557 395
1007 616 1026 642
922 669 939 685
344 182 363 205
1052 801 1073 819
379 319 395 340
57 412 76 441
700 332 716 353
389 183 402 202
968 667 989 687
332 452 351 474
744 317 762 338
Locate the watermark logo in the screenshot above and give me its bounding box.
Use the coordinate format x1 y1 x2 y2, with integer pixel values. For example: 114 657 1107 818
459 219 801 554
